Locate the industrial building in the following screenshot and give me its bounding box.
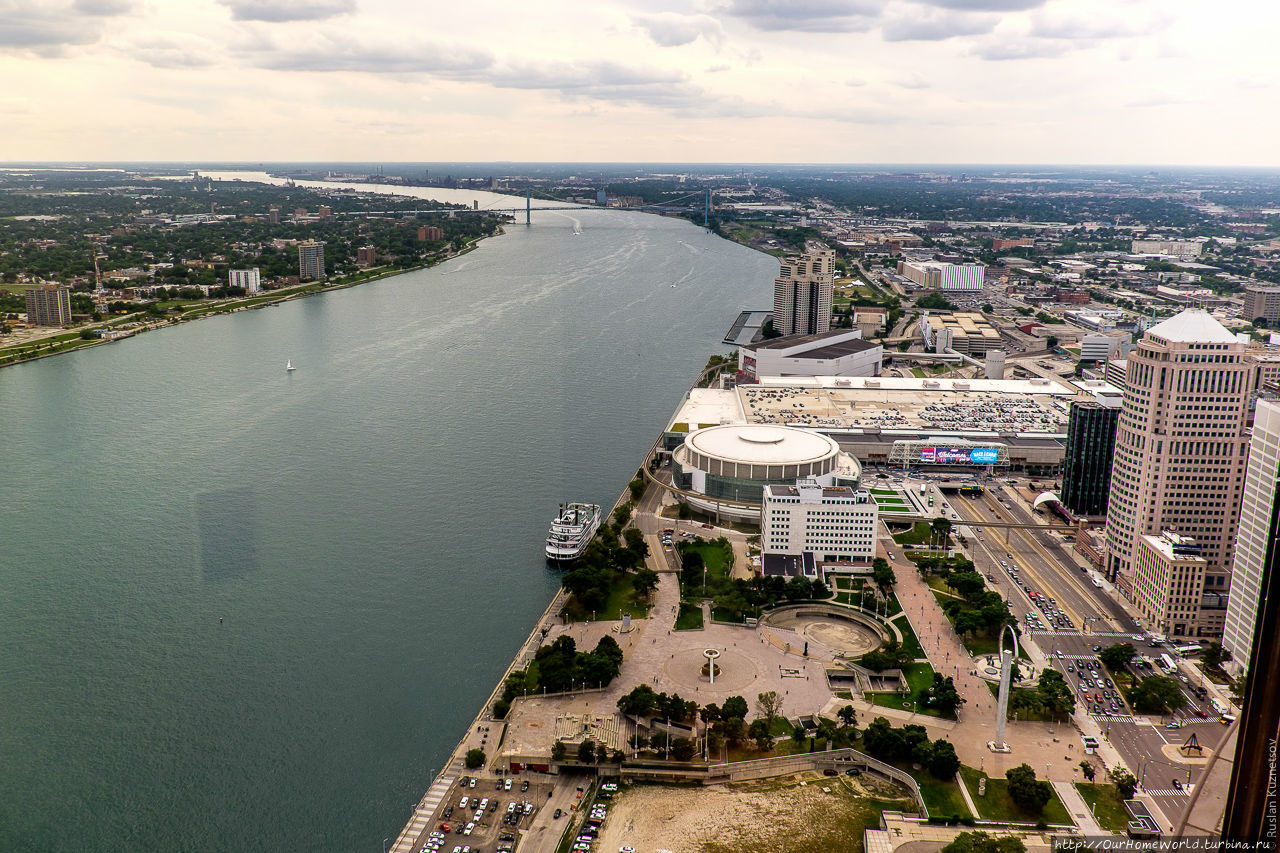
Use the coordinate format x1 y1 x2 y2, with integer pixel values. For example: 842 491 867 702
737 329 882 382
1131 239 1202 259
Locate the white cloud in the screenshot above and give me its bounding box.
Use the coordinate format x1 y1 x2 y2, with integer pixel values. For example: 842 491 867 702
633 13 725 47
217 0 356 22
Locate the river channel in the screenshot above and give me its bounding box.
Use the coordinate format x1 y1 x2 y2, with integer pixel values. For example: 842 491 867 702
0 174 776 851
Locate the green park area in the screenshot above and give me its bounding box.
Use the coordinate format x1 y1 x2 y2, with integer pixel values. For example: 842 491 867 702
959 765 1071 825
1074 783 1130 832
866 662 947 717
674 602 704 631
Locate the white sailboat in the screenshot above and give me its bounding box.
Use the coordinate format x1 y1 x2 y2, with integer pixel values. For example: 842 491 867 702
286 360 296 372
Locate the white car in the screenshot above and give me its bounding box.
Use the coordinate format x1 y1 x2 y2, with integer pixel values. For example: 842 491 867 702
463 822 475 836
504 778 512 790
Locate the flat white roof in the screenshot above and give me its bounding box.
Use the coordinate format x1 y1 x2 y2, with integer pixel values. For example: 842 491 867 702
754 375 1076 395
686 424 838 466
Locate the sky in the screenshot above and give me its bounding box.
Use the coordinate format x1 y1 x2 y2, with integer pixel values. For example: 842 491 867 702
1 0 1277 165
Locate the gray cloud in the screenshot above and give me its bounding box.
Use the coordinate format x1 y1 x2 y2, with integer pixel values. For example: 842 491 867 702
126 36 218 69
881 9 996 41
0 1 130 56
924 0 1044 9
257 38 494 73
719 0 880 32
633 13 725 47
217 0 356 22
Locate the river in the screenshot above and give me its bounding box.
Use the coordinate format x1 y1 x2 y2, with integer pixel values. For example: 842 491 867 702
0 173 776 851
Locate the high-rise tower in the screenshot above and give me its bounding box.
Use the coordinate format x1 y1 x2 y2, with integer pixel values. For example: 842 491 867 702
1104 309 1253 638
772 248 834 337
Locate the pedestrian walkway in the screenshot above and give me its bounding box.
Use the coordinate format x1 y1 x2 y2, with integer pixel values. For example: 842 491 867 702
1054 780 1107 835
390 775 456 853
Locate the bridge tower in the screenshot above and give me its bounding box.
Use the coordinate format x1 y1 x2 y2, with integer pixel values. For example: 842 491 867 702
704 189 711 227
526 189 531 226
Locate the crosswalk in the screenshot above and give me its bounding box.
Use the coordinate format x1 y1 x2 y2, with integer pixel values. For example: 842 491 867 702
1145 787 1190 797
1092 713 1134 723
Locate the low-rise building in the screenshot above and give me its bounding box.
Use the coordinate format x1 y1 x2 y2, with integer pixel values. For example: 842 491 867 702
919 312 1001 356
1131 239 1203 259
738 329 882 382
897 260 985 292
1132 532 1213 638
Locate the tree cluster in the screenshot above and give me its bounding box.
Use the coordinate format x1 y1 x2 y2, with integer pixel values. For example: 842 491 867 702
941 831 1027 853
1005 763 1053 813
561 528 653 612
495 635 624 717
1127 676 1186 714
861 717 961 779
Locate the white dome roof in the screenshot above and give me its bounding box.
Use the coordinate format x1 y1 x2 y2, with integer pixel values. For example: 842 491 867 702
685 424 839 466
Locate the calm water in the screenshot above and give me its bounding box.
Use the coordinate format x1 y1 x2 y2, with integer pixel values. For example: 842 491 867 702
0 185 775 851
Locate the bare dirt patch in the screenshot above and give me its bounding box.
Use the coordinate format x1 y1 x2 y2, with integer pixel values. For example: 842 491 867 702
592 772 915 853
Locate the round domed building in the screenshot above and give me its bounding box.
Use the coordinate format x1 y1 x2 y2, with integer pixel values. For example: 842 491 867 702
672 424 861 521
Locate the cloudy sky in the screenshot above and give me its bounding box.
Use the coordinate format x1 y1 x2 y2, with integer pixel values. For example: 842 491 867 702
1 0 1276 165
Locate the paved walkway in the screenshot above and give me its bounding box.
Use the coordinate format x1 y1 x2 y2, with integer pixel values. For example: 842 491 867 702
1054 780 1108 834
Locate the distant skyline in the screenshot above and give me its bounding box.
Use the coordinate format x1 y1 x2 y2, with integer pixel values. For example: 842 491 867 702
2 0 1277 166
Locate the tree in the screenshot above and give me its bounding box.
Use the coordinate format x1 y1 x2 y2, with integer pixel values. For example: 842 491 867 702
610 749 625 764
1129 676 1186 714
612 503 632 527
577 739 596 764
617 684 659 717
873 561 897 590
700 703 722 725
837 705 857 729
756 690 784 727
930 516 952 548
671 737 697 761
1035 669 1076 722
981 304 994 314
748 718 774 751
551 740 567 761
1046 335 1059 349
929 739 960 779
722 695 748 721
1099 643 1137 672
1202 641 1229 669
791 724 807 747
1113 769 1138 800
1079 761 1096 782
1005 763 1052 813
940 831 1027 853
920 674 964 716
632 567 659 598
465 748 486 770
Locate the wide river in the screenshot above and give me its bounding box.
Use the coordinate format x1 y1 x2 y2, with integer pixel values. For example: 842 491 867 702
0 175 776 851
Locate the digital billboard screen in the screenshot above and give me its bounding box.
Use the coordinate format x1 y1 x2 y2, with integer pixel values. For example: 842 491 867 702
919 447 999 465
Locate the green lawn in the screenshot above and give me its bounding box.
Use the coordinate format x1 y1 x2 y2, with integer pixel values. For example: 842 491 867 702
869 488 900 496
868 663 949 718
680 540 733 580
675 603 704 630
893 522 952 547
959 765 1072 825
894 764 971 819
891 614 925 660
562 572 652 621
1074 782 1129 832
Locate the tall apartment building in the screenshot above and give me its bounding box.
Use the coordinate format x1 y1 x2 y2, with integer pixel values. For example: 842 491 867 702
297 241 326 281
1223 398 1280 675
1060 398 1121 516
1131 239 1203 259
1104 309 1254 637
24 284 72 326
417 225 443 242
761 480 878 569
772 248 834 337
228 268 261 295
896 260 985 292
1243 285 1280 326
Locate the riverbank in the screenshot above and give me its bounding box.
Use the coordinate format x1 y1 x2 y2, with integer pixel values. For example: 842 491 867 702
0 230 498 370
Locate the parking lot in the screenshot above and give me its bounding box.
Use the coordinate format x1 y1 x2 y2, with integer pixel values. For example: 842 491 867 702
410 773 556 853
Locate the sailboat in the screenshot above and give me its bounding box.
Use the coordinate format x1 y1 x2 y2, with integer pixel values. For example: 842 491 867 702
286 360 296 372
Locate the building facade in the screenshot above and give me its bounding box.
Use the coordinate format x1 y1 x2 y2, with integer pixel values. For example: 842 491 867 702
1223 398 1280 675
762 480 878 566
298 241 326 280
1132 531 1209 638
228 268 261 295
24 284 72 326
1243 285 1280 326
417 225 444 242
356 246 378 266
738 329 882 382
772 248 835 337
1131 239 1203 259
897 260 985 292
1104 309 1253 636
1060 399 1121 516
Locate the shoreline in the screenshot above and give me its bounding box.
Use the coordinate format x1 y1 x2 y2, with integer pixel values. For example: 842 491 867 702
0 230 499 371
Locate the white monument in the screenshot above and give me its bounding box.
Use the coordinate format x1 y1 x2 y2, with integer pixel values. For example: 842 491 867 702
988 624 1018 753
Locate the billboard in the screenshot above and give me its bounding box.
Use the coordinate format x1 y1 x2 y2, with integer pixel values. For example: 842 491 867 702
919 446 999 465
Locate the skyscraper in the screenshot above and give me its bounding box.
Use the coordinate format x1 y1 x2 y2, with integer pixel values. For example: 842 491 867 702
1223 397 1280 675
1060 398 1121 516
229 268 261 295
1104 309 1254 638
772 248 834 337
298 240 326 281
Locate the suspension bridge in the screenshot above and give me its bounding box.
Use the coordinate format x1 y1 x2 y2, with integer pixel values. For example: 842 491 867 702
335 188 716 227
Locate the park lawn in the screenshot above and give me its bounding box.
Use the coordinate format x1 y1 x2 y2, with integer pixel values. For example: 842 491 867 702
870 488 900 496
893 522 951 547
1074 782 1130 832
891 614 926 660
888 763 970 819
675 603 704 630
868 663 950 718
680 540 733 581
911 367 928 378
562 572 652 621
959 765 1072 825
